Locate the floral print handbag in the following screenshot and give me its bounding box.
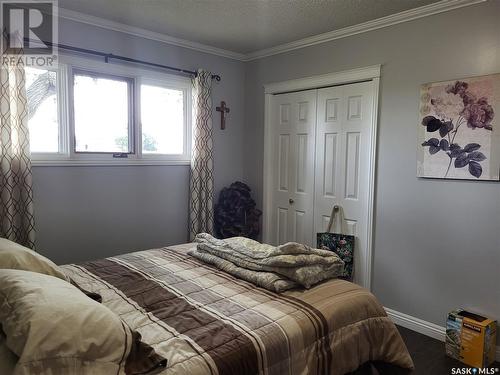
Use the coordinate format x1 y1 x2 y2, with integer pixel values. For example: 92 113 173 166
316 205 355 281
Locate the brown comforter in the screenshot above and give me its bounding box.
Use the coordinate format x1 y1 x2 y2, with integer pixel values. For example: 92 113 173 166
62 243 414 375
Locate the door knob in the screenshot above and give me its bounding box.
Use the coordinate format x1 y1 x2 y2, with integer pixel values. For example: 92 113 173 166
289 198 295 204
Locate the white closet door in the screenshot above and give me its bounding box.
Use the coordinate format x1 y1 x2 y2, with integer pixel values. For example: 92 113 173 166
314 81 374 286
271 90 317 246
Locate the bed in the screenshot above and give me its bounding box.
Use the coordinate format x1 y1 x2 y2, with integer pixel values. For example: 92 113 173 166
62 243 414 375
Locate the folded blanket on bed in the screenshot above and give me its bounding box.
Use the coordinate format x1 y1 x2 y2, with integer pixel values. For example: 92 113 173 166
191 233 344 289
189 249 299 292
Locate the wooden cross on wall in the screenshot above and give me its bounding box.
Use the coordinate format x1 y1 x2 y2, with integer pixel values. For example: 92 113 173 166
216 101 230 130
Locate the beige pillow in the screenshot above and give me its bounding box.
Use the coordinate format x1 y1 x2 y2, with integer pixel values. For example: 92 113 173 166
0 238 68 281
0 269 166 375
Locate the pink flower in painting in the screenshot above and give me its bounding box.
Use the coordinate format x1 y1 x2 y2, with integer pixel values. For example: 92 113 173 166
445 81 468 97
461 91 477 106
462 97 494 130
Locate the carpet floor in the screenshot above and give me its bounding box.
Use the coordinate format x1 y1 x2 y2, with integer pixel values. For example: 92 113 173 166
397 325 499 374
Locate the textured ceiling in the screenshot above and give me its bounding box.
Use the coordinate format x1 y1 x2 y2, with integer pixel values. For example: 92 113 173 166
58 0 441 54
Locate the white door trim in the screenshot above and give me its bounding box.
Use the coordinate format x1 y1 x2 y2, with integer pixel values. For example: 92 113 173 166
263 65 381 291
264 65 381 94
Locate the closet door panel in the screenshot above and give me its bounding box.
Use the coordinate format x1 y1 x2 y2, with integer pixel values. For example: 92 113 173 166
271 95 294 246
315 82 374 286
314 86 343 237
289 90 316 245
270 90 316 246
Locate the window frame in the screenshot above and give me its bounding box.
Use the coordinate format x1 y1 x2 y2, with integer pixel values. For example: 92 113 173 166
138 77 192 162
25 65 68 160
71 69 136 156
30 55 192 166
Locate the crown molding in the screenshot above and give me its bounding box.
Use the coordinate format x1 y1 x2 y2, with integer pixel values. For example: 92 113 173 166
57 8 247 61
57 0 486 63
244 0 487 61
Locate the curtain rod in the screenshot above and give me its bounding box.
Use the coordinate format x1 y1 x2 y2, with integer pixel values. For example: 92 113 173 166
24 38 221 81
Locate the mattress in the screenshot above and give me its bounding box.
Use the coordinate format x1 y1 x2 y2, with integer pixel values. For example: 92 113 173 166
62 243 414 375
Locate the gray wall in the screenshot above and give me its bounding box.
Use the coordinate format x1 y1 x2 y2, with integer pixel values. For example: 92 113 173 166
33 18 246 264
243 1 500 330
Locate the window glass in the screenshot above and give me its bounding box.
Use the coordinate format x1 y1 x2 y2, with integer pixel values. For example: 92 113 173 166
73 72 132 153
25 67 59 153
141 84 184 155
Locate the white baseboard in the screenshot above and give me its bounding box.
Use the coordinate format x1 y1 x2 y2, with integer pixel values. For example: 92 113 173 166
384 307 500 362
385 307 446 341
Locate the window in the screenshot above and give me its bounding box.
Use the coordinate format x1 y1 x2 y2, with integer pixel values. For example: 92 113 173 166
25 67 59 153
141 84 184 155
27 56 192 165
73 71 133 153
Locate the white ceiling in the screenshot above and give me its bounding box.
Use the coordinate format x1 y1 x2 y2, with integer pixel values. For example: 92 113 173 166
58 0 442 54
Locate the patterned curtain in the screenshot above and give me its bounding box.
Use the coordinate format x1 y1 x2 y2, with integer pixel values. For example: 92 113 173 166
0 59 36 248
189 70 214 241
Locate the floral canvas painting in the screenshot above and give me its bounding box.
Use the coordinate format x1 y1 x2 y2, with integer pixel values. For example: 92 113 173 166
417 74 500 180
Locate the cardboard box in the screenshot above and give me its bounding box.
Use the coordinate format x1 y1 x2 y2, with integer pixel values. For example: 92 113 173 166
446 309 497 368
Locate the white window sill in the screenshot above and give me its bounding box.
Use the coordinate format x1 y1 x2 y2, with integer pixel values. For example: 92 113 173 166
31 159 191 167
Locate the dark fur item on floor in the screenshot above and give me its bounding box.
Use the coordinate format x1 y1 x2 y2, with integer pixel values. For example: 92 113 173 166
214 181 262 239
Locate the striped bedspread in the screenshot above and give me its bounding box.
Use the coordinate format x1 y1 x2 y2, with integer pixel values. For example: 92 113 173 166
62 243 414 375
